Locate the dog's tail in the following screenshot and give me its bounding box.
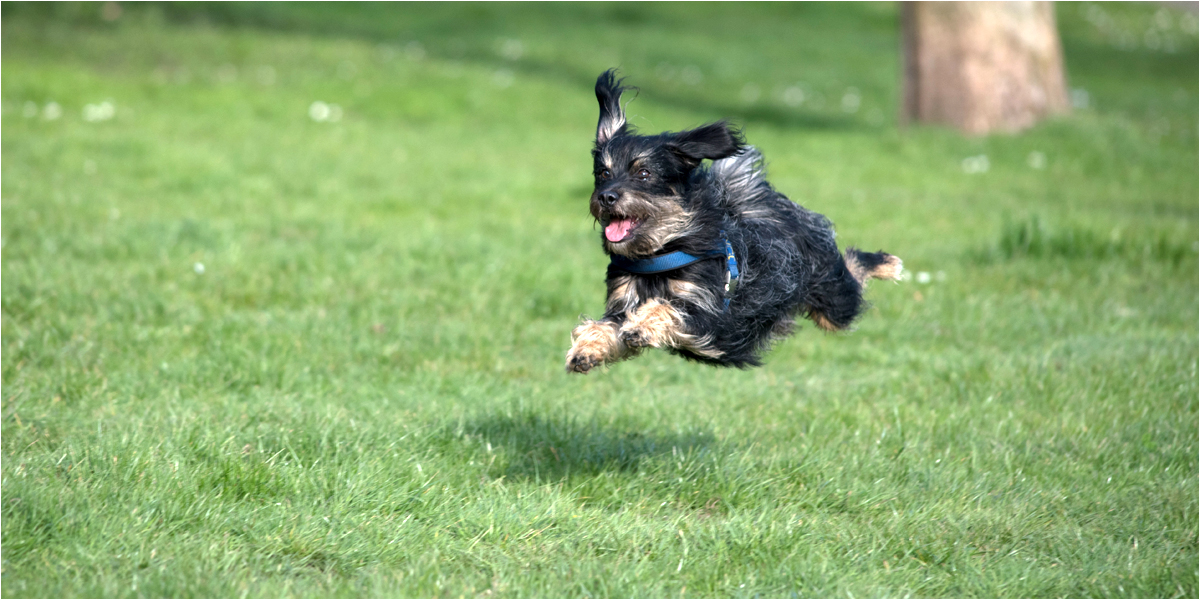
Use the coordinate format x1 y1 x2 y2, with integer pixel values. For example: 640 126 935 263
844 248 903 286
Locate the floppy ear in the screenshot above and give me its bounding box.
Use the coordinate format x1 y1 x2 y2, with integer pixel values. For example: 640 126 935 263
667 121 745 167
595 69 630 144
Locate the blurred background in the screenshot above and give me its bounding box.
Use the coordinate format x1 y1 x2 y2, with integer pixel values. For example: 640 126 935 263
2 2 1197 597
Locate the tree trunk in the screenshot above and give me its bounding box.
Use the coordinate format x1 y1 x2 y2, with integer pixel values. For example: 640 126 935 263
901 1 1070 135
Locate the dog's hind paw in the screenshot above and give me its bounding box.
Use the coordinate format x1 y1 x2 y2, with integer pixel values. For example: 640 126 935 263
619 327 653 349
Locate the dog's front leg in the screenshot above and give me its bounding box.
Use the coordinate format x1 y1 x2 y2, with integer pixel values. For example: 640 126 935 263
618 298 686 350
566 318 630 374
619 298 724 359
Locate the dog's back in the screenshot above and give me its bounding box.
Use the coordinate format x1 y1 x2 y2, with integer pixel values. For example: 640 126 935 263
710 149 902 338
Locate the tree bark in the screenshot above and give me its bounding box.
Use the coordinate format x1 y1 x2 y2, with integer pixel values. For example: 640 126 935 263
901 1 1070 135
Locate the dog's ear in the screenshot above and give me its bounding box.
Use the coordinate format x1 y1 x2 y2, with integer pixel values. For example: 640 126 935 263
596 69 630 144
667 121 745 167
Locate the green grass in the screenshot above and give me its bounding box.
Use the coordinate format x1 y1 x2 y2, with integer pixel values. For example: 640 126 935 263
2 2 1197 597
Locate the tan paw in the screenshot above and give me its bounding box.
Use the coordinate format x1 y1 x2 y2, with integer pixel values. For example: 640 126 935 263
565 343 604 374
565 319 620 374
618 326 653 349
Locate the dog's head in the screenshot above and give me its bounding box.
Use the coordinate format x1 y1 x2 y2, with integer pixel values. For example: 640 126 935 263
590 70 743 257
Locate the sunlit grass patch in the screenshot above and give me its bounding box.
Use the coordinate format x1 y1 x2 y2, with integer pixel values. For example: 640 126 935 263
971 214 1198 266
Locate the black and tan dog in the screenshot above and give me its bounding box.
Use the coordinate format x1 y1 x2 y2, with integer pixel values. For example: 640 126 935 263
566 70 902 373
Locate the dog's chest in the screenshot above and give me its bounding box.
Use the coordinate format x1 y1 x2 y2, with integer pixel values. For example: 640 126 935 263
609 265 729 317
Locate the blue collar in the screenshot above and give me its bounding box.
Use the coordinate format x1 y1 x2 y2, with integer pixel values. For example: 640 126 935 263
608 247 724 274
609 232 740 307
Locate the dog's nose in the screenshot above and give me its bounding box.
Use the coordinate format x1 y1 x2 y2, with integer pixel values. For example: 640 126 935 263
599 191 619 207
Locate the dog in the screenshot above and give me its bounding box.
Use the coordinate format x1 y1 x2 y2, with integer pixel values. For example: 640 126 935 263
566 70 902 373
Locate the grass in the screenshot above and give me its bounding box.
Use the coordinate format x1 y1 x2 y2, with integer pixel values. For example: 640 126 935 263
2 2 1197 597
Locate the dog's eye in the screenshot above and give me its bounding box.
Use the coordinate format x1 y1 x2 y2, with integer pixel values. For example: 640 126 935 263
599 169 612 180
637 169 651 180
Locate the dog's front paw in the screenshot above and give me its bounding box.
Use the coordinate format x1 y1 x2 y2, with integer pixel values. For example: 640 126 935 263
619 326 653 349
566 319 616 374
565 344 603 374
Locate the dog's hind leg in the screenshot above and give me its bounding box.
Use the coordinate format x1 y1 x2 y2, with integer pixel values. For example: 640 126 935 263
806 248 902 332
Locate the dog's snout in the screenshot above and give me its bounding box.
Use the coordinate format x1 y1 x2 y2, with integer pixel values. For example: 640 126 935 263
599 191 619 207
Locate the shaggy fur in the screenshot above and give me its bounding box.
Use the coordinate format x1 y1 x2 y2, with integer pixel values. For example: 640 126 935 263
566 70 902 373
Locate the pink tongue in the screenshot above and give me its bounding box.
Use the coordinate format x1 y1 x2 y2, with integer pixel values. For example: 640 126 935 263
605 219 636 242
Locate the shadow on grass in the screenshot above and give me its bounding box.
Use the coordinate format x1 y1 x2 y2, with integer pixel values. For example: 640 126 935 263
452 412 717 482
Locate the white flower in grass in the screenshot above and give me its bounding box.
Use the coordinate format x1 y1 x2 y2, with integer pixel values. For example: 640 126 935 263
498 38 524 61
1027 151 1047 170
680 65 702 86
782 85 805 107
961 154 989 174
1071 88 1090 110
1153 11 1175 34
83 101 116 122
309 101 343 122
841 87 861 113
309 101 330 121
916 271 931 284
193 262 205 274
1182 14 1199 36
43 102 62 120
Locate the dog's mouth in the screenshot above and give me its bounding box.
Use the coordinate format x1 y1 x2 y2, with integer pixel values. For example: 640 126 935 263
604 217 639 243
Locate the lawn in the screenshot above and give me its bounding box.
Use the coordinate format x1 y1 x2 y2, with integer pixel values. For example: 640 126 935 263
1 2 1196 597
